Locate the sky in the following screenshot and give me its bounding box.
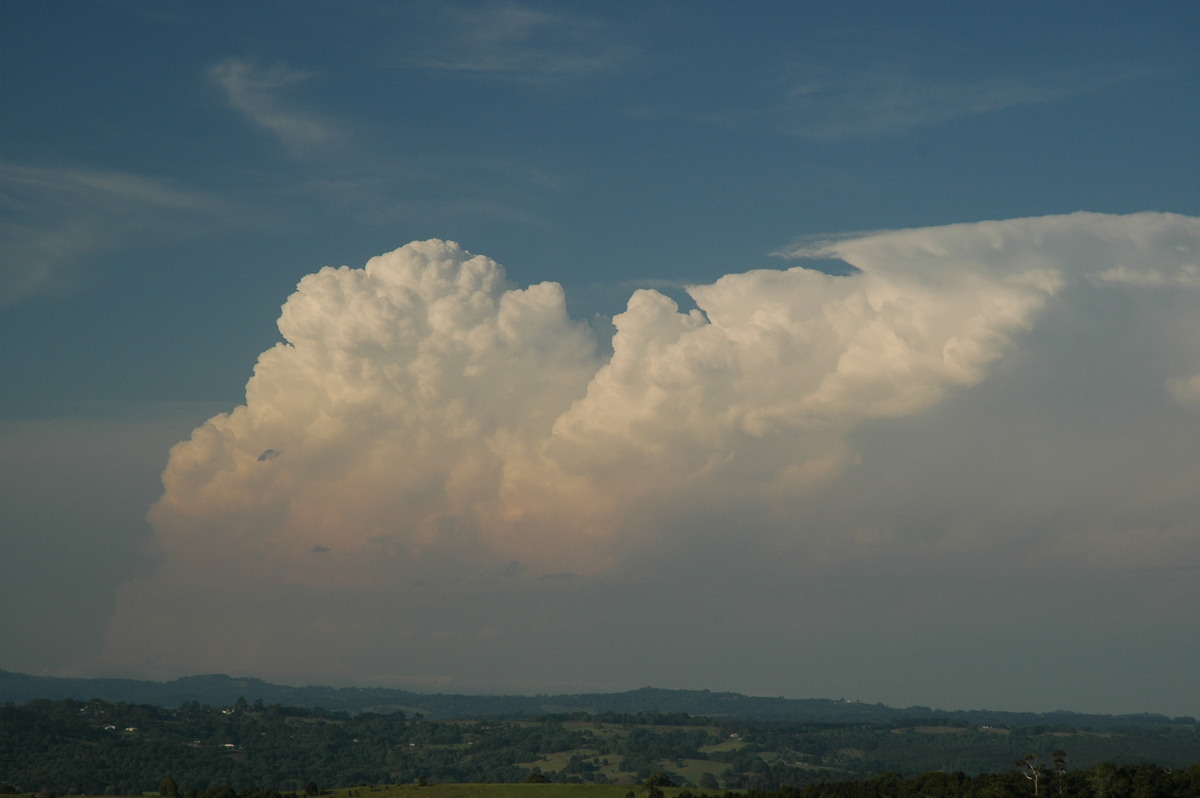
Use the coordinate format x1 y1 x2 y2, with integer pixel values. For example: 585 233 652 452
2 1 1200 719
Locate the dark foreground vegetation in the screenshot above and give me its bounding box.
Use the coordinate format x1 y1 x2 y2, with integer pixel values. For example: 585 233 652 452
2 697 1199 796
5 770 1200 798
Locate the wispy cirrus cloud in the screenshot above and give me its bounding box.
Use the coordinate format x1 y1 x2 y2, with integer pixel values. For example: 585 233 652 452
777 65 1145 139
0 161 220 307
628 62 1146 142
402 2 634 81
208 58 341 153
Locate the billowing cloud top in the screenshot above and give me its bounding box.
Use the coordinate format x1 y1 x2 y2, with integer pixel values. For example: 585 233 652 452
103 212 1200 686
152 240 601 580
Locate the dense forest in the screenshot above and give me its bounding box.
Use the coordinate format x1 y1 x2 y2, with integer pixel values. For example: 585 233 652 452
3 697 1200 795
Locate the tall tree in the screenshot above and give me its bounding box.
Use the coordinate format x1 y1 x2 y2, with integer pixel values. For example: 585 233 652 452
1015 753 1043 796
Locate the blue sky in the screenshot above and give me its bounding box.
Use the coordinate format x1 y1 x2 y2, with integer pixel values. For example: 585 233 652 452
3 1 1200 717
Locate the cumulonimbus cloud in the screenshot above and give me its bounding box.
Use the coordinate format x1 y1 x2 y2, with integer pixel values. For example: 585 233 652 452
101 211 1200 683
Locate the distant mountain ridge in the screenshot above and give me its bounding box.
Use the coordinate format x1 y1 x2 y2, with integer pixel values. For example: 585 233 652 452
1 668 1193 731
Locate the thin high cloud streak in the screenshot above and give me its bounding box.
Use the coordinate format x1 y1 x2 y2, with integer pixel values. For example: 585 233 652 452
0 161 218 306
100 212 1200 693
631 62 1137 142
778 67 1105 139
400 2 633 80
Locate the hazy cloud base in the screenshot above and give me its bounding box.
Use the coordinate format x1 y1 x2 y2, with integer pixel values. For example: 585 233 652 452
101 212 1200 712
